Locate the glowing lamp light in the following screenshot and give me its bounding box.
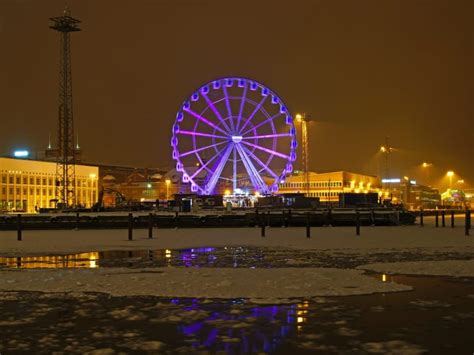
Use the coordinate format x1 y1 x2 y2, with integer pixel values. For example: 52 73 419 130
224 189 231 195
380 146 386 153
13 150 29 158
447 171 454 177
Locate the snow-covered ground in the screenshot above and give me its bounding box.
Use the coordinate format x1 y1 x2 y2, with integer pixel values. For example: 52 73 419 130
0 267 411 299
358 260 474 277
1 226 473 255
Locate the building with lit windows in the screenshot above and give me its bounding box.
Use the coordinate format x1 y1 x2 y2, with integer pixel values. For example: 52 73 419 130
278 171 382 203
0 157 98 213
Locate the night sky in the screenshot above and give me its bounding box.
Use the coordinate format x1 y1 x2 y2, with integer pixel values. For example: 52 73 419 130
0 0 472 187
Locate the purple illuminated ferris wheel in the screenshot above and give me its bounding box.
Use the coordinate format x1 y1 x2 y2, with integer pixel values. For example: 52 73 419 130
171 77 297 195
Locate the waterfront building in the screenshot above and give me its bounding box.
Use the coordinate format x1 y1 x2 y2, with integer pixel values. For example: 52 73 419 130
0 157 98 212
278 171 382 203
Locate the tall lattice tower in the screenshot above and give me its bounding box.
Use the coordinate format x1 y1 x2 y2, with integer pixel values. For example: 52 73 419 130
48 6 81 208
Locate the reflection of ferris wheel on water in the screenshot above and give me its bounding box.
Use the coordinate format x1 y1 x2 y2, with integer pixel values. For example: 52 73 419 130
171 77 297 195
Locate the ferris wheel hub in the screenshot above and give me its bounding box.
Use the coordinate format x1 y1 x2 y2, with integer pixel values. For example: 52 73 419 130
231 135 243 143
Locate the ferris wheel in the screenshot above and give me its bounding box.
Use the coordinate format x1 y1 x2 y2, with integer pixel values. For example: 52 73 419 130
171 77 297 195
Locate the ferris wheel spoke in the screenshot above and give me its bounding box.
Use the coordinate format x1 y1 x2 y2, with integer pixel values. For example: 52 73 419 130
238 95 268 133
235 84 248 131
242 133 292 140
222 84 233 123
235 144 268 193
202 93 232 133
184 108 228 136
241 141 290 160
240 112 283 136
190 144 227 179
241 144 279 180
179 141 227 158
177 130 228 140
232 146 237 192
205 143 234 194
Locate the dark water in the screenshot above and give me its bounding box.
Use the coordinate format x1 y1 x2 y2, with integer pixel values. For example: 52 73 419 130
1 246 472 269
0 275 473 354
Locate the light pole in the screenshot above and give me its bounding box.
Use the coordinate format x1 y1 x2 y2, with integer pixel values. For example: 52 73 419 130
379 136 393 179
447 171 454 189
165 179 171 200
421 162 433 186
89 173 96 208
295 113 314 197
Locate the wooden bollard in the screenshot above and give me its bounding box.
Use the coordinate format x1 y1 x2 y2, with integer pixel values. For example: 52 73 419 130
370 209 375 226
356 211 360 236
128 213 133 241
75 211 80 230
17 214 22 241
327 208 333 226
451 210 455 228
306 212 311 238
466 210 471 236
441 210 446 227
174 211 179 228
255 208 259 227
267 211 271 228
288 208 292 227
435 210 439 228
148 213 153 239
420 210 424 227
261 216 266 237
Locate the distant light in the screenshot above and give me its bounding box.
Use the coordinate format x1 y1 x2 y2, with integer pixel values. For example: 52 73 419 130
147 183 152 188
382 178 401 183
403 176 409 181
410 180 417 185
447 171 454 177
380 146 386 153
13 150 29 158
224 189 231 195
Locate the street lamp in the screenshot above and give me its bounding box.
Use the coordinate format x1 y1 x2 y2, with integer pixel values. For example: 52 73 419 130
447 171 454 188
421 162 433 186
165 179 171 200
